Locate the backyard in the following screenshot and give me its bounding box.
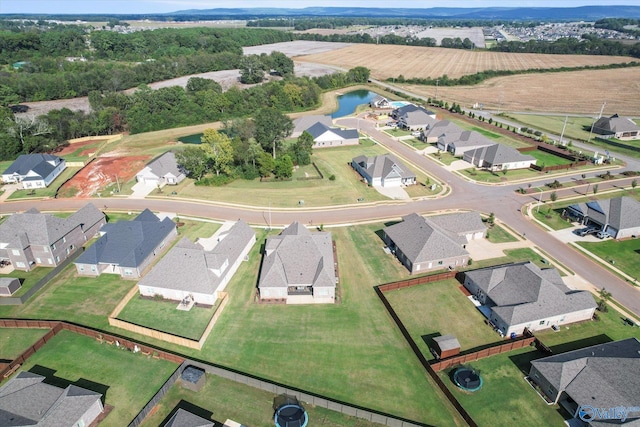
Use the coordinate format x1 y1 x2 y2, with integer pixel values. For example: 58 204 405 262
526 149 573 167
17 330 177 427
0 266 52 298
0 327 49 360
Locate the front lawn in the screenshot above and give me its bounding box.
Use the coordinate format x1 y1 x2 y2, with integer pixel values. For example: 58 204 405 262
18 330 177 427
577 238 640 282
0 327 49 359
117 296 217 340
427 151 458 165
461 167 540 183
384 278 501 361
386 128 412 137
8 167 81 199
531 206 574 230
527 150 573 167
467 248 552 272
485 223 518 243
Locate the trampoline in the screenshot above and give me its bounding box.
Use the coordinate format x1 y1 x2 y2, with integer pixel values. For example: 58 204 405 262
273 395 308 427
453 367 483 392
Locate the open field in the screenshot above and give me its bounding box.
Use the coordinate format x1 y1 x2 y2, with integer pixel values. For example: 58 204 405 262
385 278 502 360
244 40 352 56
18 330 177 427
403 67 640 116
141 372 388 427
578 238 640 281
0 328 49 359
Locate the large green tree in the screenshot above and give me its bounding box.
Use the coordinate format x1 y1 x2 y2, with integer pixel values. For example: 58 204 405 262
175 146 209 180
239 55 267 84
253 108 293 159
201 128 234 176
290 130 314 165
274 154 294 179
257 150 275 178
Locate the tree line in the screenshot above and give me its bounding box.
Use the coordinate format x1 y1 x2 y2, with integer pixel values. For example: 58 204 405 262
247 17 531 30
594 18 640 37
490 35 640 58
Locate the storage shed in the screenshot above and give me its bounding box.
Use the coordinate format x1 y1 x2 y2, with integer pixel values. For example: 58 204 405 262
433 334 461 359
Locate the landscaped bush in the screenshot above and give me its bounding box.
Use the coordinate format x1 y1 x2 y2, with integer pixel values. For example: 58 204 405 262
546 180 563 189
195 175 236 186
329 174 336 181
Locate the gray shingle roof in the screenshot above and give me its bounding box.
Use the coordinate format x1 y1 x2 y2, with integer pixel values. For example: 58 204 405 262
146 151 183 178
465 262 596 326
400 110 438 128
531 338 640 412
352 154 416 182
305 122 358 140
423 120 463 138
605 197 640 230
467 144 535 166
427 211 486 238
434 335 461 351
383 213 471 264
0 371 102 427
75 209 175 268
164 408 214 427
593 114 640 134
259 222 336 289
292 115 333 137
2 154 62 178
138 220 254 295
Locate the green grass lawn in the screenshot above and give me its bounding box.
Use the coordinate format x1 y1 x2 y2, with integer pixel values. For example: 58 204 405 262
455 123 530 149
439 347 568 427
18 330 177 427
468 248 551 272
0 266 52 298
385 278 501 360
532 205 575 231
406 138 430 151
386 128 411 137
0 328 49 359
117 296 217 340
527 149 573 167
427 151 458 165
577 238 640 281
461 167 542 183
140 372 388 427
485 223 519 243
8 167 81 200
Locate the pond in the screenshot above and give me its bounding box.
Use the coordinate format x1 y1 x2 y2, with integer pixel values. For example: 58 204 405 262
178 133 203 144
331 90 379 118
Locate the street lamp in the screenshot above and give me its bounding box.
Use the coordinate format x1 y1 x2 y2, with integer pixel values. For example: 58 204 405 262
536 188 543 213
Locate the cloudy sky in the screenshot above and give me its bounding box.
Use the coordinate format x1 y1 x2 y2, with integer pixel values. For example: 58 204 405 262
2 0 636 14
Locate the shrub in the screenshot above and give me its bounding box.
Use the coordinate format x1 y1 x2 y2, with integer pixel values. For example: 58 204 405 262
195 175 235 186
329 174 336 181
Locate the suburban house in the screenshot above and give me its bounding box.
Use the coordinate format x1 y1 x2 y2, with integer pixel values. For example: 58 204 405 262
0 277 21 296
74 209 178 279
437 131 495 156
305 122 360 148
529 337 640 424
422 120 464 143
463 261 597 336
164 408 214 427
593 114 640 140
1 153 66 189
351 154 416 188
137 220 256 305
392 104 437 130
258 222 337 304
463 143 536 171
382 212 486 274
566 196 640 239
291 115 333 138
370 95 391 109
136 151 186 186
0 371 104 427
0 203 105 272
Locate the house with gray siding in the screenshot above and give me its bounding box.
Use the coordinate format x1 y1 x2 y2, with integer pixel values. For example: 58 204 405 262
382 212 485 274
593 114 640 140
74 209 178 279
1 153 66 189
351 154 416 188
529 338 640 424
566 196 640 239
138 220 255 305
0 203 105 272
463 262 596 336
369 95 390 109
258 222 337 304
463 143 536 171
305 122 359 148
0 371 104 427
437 131 495 156
136 151 186 186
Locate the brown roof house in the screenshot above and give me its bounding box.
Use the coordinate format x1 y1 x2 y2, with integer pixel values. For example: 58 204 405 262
0 371 104 427
0 203 105 271
138 220 256 305
529 338 640 425
351 154 416 188
463 262 597 337
74 209 178 279
258 222 337 304
593 114 640 140
382 212 486 274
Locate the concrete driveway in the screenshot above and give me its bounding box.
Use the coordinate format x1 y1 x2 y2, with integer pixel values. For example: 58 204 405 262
130 181 157 199
550 225 604 244
374 185 410 200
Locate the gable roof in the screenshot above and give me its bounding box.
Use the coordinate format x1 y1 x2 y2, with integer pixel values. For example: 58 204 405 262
75 209 175 269
292 115 333 136
384 213 470 264
423 120 463 138
604 196 640 230
400 110 438 127
138 221 254 295
531 338 640 411
306 122 358 140
466 143 535 165
427 211 486 237
164 408 214 427
440 130 495 149
145 151 183 178
465 262 596 326
433 334 461 352
2 154 63 178
352 154 416 182
0 203 103 249
259 222 336 289
593 114 640 134
0 371 102 427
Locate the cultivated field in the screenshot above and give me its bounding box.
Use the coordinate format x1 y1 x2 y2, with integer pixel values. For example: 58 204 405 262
295 44 634 80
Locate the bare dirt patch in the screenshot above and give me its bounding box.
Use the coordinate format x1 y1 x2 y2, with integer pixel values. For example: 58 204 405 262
54 139 104 156
59 155 150 198
243 40 352 56
295 44 634 80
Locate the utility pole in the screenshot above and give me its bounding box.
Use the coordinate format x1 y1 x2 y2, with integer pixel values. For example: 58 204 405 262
559 115 568 145
587 101 606 144
435 78 439 100
115 175 120 193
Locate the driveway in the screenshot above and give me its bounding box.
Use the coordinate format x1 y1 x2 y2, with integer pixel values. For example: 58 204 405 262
0 183 21 202
374 185 410 200
444 159 473 172
551 225 603 244
130 181 157 199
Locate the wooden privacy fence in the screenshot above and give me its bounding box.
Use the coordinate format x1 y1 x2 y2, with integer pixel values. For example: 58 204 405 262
430 337 536 372
378 271 457 292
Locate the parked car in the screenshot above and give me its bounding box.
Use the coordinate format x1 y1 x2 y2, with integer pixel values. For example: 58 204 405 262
576 227 598 236
596 231 610 239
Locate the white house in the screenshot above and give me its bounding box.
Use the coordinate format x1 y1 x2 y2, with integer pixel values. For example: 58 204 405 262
351 154 416 188
463 144 536 171
1 154 66 189
136 151 186 186
305 122 359 148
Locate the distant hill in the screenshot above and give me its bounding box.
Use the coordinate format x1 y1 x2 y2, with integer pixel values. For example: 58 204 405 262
169 6 640 20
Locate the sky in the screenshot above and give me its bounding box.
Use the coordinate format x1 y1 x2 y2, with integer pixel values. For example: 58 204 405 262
2 0 639 15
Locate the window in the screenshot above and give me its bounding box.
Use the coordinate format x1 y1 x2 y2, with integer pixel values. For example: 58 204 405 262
62 236 66 243
533 372 540 379
438 260 443 265
539 320 545 325
47 258 52 264
55 256 60 263
90 266 96 272
36 258 41 264
124 269 133 276
11 249 19 256
51 243 56 250
16 262 25 268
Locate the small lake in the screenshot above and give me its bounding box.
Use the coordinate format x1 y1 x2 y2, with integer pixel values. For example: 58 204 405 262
331 90 379 118
178 133 203 144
